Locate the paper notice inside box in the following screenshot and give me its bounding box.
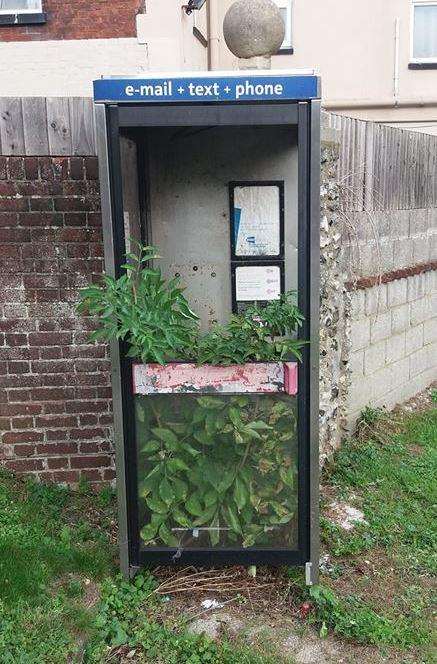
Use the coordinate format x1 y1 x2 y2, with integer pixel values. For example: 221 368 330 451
235 265 281 301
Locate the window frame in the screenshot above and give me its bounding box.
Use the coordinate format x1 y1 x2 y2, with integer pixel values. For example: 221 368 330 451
410 0 437 64
0 0 42 14
273 0 294 55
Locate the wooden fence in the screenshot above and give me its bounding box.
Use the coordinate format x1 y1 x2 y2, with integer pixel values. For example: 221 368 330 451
328 113 437 212
0 97 96 156
1 97 436 212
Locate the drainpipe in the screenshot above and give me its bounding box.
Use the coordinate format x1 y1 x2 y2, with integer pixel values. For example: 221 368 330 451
393 17 400 105
207 0 221 70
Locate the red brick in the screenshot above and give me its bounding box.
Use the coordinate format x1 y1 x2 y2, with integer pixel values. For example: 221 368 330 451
8 158 25 180
85 157 99 180
0 213 18 227
30 387 74 402
11 417 34 429
47 457 70 469
3 431 44 444
0 157 7 179
36 442 78 455
12 444 36 457
0 198 29 212
24 158 39 180
52 470 80 483
35 415 77 428
103 468 116 481
29 332 72 346
69 158 84 180
0 182 16 196
4 458 44 472
70 454 111 469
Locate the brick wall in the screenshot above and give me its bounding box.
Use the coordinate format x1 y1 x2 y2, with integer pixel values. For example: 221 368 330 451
347 269 437 426
0 155 115 486
0 0 141 41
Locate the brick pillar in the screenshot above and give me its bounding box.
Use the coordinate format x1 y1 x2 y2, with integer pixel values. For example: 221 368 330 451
0 155 115 486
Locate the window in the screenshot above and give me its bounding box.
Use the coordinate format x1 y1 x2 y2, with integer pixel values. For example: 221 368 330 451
412 1 437 62
0 0 41 13
273 0 293 53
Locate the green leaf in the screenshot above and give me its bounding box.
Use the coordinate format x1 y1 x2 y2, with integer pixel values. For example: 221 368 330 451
152 428 179 451
172 477 188 501
226 504 242 535
172 508 191 528
186 493 204 517
209 512 220 547
204 489 218 508
158 523 179 547
141 440 160 454
167 458 190 473
247 420 272 431
217 470 235 494
146 494 168 514
233 476 249 511
279 465 296 489
140 522 159 543
196 397 223 410
159 477 174 506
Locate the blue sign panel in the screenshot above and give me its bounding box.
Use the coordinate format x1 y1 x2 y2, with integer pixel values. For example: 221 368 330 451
93 74 320 104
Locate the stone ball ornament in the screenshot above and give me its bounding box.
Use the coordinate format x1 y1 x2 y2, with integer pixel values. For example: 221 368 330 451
223 0 285 59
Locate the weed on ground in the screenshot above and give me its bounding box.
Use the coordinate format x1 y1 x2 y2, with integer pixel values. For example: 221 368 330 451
0 396 435 662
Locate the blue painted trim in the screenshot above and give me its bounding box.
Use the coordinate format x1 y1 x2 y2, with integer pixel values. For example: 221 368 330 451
93 74 320 104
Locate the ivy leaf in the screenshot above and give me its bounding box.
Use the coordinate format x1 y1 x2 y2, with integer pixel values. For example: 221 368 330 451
152 428 179 451
193 504 217 526
186 493 204 517
233 477 249 512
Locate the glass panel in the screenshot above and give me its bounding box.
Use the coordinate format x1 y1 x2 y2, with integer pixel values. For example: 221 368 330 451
413 5 437 59
234 185 281 257
136 393 298 551
0 0 40 10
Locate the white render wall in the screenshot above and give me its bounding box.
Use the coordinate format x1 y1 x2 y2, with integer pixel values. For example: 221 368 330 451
0 39 148 97
347 270 437 426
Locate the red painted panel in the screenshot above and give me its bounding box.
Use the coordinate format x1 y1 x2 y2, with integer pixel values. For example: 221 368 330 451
132 362 298 396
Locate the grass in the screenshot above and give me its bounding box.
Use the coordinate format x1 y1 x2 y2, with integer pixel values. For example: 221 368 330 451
311 402 437 657
0 400 435 662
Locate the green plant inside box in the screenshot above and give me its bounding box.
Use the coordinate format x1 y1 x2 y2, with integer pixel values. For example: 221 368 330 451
78 243 306 549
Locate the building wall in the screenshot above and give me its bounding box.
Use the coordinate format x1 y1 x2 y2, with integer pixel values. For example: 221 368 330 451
0 1 207 97
0 0 140 41
216 0 437 130
347 269 437 425
0 154 115 485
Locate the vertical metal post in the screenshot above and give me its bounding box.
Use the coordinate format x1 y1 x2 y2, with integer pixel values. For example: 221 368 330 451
298 101 320 586
308 100 321 586
94 104 131 578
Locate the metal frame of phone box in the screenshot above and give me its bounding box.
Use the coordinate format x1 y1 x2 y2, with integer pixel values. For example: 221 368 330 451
94 91 320 585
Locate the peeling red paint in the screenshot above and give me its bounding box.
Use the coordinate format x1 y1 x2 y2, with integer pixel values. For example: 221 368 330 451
132 362 298 396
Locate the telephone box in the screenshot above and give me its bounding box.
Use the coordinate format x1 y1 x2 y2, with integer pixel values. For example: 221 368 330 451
93 70 321 583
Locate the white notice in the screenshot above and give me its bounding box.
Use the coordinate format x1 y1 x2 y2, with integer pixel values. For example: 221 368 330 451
234 185 280 256
235 265 281 301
